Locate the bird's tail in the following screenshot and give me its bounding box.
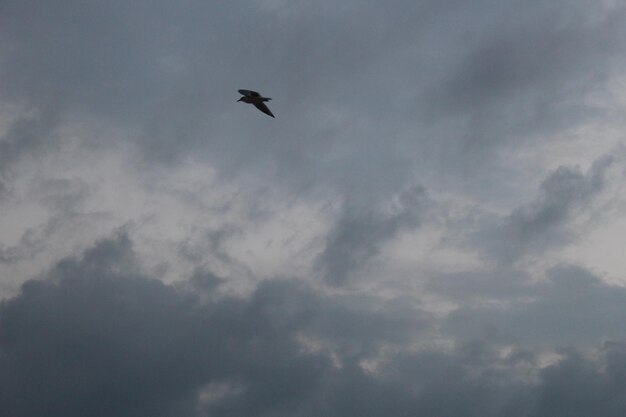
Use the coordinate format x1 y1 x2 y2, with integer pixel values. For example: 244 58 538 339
262 97 272 102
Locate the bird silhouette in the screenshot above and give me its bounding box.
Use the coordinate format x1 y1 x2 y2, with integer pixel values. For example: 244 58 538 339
237 89 275 118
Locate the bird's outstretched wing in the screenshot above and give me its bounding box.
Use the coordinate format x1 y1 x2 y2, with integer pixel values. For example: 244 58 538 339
254 102 275 118
238 89 260 97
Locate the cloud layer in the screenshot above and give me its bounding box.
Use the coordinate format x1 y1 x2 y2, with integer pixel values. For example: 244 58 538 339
1 0 626 415
3 236 626 416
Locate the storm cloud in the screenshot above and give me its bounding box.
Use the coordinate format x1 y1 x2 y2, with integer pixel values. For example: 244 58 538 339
1 0 626 415
4 236 626 416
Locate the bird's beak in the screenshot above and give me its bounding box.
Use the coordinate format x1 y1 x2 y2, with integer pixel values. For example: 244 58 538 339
237 98 242 102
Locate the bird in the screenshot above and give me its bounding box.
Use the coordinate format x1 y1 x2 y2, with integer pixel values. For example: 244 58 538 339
237 89 275 118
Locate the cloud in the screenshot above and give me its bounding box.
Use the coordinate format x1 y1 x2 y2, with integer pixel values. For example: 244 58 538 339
1 1 626 415
0 235 425 416
444 264 626 347
316 185 427 285
0 111 61 176
0 176 98 265
4 235 626 416
421 1 626 142
476 154 614 264
531 343 626 417
2 0 621 189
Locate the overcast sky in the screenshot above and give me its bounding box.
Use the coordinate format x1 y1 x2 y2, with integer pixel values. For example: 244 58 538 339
1 0 626 416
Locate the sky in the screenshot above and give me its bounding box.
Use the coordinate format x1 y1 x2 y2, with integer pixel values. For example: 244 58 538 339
1 0 626 415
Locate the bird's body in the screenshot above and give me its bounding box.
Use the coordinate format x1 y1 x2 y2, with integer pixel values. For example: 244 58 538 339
237 89 275 118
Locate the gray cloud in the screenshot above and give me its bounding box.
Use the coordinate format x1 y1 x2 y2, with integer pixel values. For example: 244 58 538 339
0 235 425 416
420 1 626 150
1 1 626 415
317 185 427 285
445 264 626 347
4 235 626 417
476 155 614 264
428 154 617 316
2 0 622 191
531 344 626 417
0 111 61 176
0 176 96 265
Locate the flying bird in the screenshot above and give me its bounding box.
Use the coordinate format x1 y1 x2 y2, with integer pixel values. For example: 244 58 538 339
237 89 275 118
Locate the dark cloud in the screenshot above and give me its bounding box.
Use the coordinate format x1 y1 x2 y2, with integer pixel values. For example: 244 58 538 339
1 1 626 415
317 185 427 285
531 343 626 417
445 264 626 346
429 154 616 317
3 235 626 416
2 0 621 190
0 111 61 176
0 0 174 118
419 1 626 154
0 235 424 416
0 179 7 202
477 155 614 264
